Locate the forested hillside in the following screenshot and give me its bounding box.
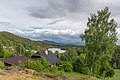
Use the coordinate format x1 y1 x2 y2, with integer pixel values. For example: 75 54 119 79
0 31 54 50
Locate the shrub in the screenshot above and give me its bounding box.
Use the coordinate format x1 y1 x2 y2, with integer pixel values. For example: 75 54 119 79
58 61 73 72
99 65 115 78
50 65 58 72
22 57 49 72
73 54 89 74
58 70 65 76
4 52 14 58
0 61 5 69
38 57 49 68
105 69 115 77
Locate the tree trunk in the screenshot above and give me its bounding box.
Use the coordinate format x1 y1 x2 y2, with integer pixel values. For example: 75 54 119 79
90 65 93 77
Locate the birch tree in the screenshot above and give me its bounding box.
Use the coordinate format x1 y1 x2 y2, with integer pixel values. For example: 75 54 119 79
80 7 117 77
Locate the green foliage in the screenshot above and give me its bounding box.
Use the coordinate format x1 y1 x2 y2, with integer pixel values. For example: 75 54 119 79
111 46 120 69
25 59 44 72
38 57 49 68
15 44 26 56
111 69 120 80
99 65 115 78
0 61 5 69
60 48 78 62
25 49 33 57
80 7 117 77
0 31 55 51
73 54 90 74
23 57 49 72
50 65 58 72
92 61 115 78
58 61 73 72
0 41 14 58
3 51 14 58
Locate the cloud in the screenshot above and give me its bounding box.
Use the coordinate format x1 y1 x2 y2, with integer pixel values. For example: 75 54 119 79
8 28 81 44
0 0 120 45
26 0 120 31
27 0 81 19
46 19 65 25
27 0 120 19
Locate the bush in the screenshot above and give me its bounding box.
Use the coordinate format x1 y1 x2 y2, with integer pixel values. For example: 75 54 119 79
105 69 115 77
58 70 65 76
73 54 89 74
50 65 58 72
0 61 5 69
99 65 115 78
4 52 14 58
58 61 73 72
38 57 49 68
22 57 49 72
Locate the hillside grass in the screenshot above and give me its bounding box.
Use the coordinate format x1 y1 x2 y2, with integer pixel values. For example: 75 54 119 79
99 69 120 80
39 71 98 80
0 68 119 80
45 69 120 80
63 72 98 80
110 69 120 80
60 69 120 80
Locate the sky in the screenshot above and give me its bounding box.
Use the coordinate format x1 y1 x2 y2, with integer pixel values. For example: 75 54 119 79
0 0 120 45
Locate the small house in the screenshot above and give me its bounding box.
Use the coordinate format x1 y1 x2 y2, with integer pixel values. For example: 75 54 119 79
2 50 60 66
31 50 60 65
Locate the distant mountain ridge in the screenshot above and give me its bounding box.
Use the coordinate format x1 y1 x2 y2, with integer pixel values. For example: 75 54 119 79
43 40 65 45
43 40 84 46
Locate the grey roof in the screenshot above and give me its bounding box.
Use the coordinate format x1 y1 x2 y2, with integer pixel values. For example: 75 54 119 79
2 56 30 66
31 51 60 65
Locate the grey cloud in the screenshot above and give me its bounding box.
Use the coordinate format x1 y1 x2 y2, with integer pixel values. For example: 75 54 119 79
27 0 82 18
27 0 120 31
8 28 81 44
27 0 120 19
46 19 65 25
0 22 16 31
0 0 120 45
31 26 43 29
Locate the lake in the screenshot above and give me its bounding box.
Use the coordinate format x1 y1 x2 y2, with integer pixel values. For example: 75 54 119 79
48 48 66 53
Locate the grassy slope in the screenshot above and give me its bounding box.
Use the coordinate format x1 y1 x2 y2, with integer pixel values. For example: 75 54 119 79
58 69 120 80
63 72 98 80
62 69 120 80
110 69 120 80
0 68 119 80
40 71 98 80
0 67 98 80
100 69 120 80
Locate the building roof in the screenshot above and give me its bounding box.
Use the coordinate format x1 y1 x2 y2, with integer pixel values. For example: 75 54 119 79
2 56 30 66
31 51 60 65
